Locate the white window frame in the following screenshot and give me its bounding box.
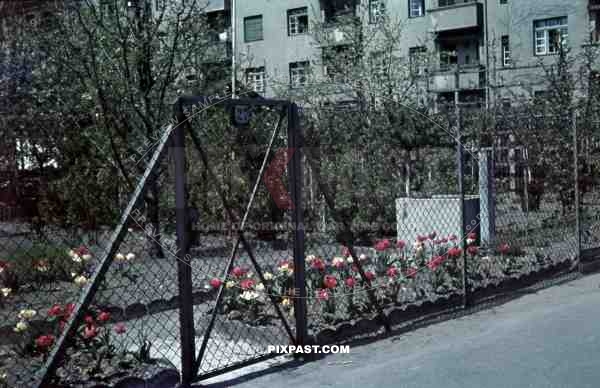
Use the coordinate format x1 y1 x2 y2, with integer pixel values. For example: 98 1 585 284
288 7 308 36
290 62 309 89
244 15 263 43
501 35 511 67
369 0 385 24
409 0 424 18
534 17 568 56
246 67 265 94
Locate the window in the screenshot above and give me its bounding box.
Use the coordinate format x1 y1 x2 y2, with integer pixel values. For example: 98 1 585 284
289 61 310 88
288 7 308 36
439 43 458 70
502 35 511 66
369 0 385 23
409 0 424 18
500 0 508 4
370 51 386 79
244 15 263 42
591 11 600 43
409 46 427 76
439 0 476 6
534 17 568 55
246 67 265 94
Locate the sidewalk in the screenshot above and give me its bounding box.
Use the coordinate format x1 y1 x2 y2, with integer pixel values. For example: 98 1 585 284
200 272 600 388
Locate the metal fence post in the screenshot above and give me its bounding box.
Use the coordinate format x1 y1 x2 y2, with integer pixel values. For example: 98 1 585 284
456 104 469 308
573 109 582 271
288 103 308 347
173 108 196 386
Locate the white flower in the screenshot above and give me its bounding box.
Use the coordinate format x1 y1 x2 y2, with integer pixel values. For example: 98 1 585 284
126 253 136 261
359 253 368 261
281 297 291 307
305 255 316 264
0 372 6 381
74 275 88 287
14 321 28 333
1 288 11 297
68 249 76 258
346 256 354 264
481 256 491 261
239 291 259 301
246 272 254 278
82 254 92 261
225 280 236 289
255 283 265 292
332 257 345 267
18 309 36 320
263 272 273 281
70 272 78 278
466 238 475 245
71 254 82 263
115 253 126 262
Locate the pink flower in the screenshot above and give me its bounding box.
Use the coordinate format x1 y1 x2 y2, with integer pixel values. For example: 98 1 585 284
440 238 448 244
114 322 127 335
448 247 462 258
498 243 510 255
75 245 90 256
427 256 445 270
84 315 94 325
449 234 458 241
317 289 329 301
323 275 337 289
63 303 76 319
35 334 55 350
467 232 477 240
396 240 406 250
428 232 437 240
209 278 222 289
48 304 63 318
386 266 399 278
83 325 99 339
364 271 376 281
240 279 256 290
416 235 427 243
311 258 326 271
374 239 391 252
345 277 356 288
231 266 248 278
341 246 351 257
467 245 479 256
97 311 111 323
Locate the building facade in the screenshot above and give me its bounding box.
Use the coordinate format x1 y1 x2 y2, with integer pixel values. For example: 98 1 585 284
205 0 598 108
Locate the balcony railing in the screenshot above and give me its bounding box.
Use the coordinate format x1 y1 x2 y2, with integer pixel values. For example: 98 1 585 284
428 1 482 32
428 64 486 92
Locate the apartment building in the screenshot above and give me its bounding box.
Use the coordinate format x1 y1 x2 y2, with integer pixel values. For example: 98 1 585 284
206 0 597 108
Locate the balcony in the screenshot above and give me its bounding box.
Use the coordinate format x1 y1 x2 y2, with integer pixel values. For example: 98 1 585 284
428 1 482 33
591 0 600 11
428 65 485 92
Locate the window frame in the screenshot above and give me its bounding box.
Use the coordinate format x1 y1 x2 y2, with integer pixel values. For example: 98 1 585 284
244 15 264 43
409 46 427 76
289 61 310 89
246 67 266 94
287 7 308 36
408 0 425 18
501 35 511 67
533 16 568 56
369 0 385 24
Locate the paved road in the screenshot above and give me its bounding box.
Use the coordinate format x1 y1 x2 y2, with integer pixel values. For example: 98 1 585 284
202 273 600 388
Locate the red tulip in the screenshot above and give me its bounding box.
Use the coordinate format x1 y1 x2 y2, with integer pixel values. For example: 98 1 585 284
374 239 391 252
209 278 222 289
386 267 399 278
84 315 94 325
498 243 510 255
467 232 477 240
48 304 63 318
396 240 406 249
364 271 376 281
317 289 329 301
97 311 111 323
35 334 55 350
345 277 356 288
240 279 256 290
429 232 437 240
467 246 479 256
427 256 445 270
311 258 326 271
448 247 462 258
323 275 337 289
114 322 127 334
231 266 248 278
341 246 351 258
83 325 99 339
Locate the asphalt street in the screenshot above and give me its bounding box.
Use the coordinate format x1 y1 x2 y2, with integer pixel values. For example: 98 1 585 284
202 272 600 388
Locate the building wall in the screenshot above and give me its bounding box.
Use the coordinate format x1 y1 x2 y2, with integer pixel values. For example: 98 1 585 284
232 0 594 101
